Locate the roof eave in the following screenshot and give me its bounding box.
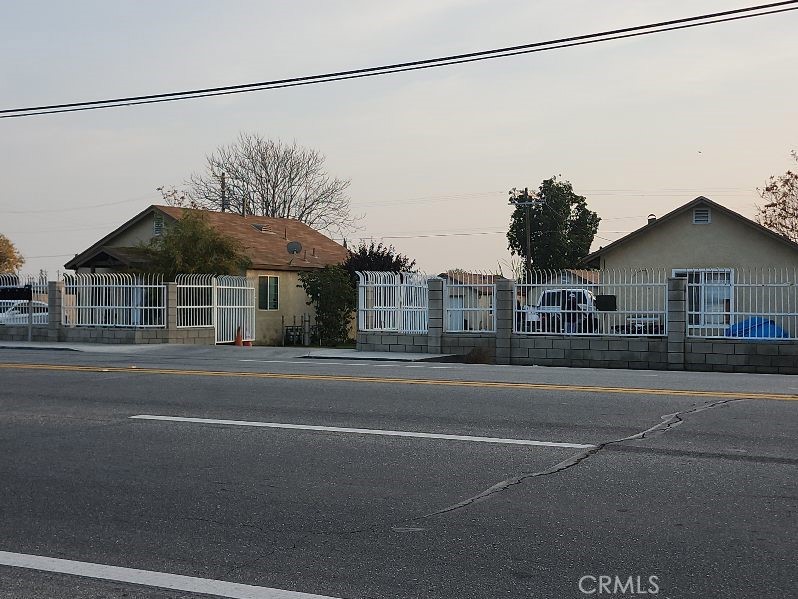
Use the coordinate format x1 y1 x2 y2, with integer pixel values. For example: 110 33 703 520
579 196 798 266
64 205 172 270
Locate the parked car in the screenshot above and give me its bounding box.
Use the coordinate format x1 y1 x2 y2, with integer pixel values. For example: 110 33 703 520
0 300 49 325
522 289 599 333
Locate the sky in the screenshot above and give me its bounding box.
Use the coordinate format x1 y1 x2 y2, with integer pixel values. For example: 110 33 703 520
1 0 796 277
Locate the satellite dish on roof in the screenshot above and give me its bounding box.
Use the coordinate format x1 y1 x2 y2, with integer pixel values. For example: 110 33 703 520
287 241 303 255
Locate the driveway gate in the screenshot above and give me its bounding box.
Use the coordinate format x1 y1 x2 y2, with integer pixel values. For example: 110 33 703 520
214 276 256 344
175 274 255 344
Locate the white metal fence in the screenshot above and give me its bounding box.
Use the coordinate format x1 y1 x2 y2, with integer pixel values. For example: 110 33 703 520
514 269 668 336
62 273 166 328
60 273 254 341
175 274 215 329
356 271 430 334
0 272 48 294
215 275 255 344
0 272 49 326
682 267 797 339
443 271 496 333
175 274 256 343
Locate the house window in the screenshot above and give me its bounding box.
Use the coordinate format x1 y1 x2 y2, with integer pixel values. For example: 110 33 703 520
673 269 732 327
153 214 164 236
258 276 279 310
692 207 711 224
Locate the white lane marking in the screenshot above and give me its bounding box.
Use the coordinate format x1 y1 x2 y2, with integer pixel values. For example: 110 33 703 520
0 551 340 599
130 415 595 449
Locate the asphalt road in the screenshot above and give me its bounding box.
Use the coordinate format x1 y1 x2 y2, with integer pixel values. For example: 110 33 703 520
0 346 796 599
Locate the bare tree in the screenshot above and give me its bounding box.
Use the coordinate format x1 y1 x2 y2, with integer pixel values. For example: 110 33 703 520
165 134 356 235
756 150 798 242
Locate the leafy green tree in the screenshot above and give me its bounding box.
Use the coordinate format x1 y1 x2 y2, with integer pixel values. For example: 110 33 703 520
299 265 356 346
342 241 416 287
140 210 251 279
0 234 24 272
507 176 600 271
756 150 798 242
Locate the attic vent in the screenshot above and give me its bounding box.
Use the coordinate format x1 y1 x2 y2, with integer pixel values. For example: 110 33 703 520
693 207 711 224
251 223 273 233
153 214 164 236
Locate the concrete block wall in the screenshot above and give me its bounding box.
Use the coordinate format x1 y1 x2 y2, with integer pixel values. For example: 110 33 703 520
428 278 443 354
495 279 513 365
510 335 668 369
356 332 429 354
0 325 54 342
440 333 496 361
355 275 798 373
667 278 686 371
685 339 798 374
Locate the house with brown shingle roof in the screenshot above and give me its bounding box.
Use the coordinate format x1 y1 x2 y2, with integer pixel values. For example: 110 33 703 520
65 205 349 344
580 196 798 337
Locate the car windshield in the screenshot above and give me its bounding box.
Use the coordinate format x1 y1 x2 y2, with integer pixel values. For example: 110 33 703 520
0 301 47 314
540 292 561 306
0 301 20 314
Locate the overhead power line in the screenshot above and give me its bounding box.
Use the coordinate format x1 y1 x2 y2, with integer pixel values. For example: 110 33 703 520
4 194 156 214
2 1 796 119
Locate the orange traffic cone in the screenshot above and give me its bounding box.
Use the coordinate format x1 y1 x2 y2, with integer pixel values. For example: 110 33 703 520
234 326 243 346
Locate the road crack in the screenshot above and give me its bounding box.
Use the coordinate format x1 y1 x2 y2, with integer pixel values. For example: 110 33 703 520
215 398 749 577
415 398 747 519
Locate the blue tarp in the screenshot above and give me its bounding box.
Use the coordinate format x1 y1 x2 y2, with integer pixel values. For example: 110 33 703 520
725 317 790 339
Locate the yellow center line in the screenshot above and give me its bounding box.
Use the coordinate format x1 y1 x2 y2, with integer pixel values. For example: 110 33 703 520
0 362 796 401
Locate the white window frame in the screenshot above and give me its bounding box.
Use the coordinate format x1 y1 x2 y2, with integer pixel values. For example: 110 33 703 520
257 275 279 311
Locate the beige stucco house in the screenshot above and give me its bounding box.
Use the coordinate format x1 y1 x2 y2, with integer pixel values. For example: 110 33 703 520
581 196 798 336
65 205 349 344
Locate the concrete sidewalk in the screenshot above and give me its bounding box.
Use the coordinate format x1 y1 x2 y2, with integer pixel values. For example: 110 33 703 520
303 348 457 362
0 341 456 362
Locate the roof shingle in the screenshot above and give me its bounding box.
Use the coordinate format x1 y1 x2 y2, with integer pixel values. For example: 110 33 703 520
156 206 348 270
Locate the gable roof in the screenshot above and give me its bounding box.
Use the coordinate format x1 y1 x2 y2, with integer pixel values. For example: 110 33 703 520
580 196 798 267
65 205 349 271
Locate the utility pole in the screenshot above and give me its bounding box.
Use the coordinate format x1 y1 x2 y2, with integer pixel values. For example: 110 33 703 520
509 187 539 275
220 172 227 212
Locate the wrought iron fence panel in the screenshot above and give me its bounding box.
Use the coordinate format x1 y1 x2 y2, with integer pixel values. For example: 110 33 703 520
215 275 255 344
356 271 430 333
0 272 49 326
514 269 668 336
62 273 165 328
443 271 496 333
399 272 430 334
683 267 797 339
175 273 215 328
